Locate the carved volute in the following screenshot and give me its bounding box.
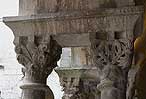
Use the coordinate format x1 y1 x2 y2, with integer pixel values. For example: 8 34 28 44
15 35 62 83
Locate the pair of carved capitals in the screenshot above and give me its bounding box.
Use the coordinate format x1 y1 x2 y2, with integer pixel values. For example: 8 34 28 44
15 35 62 83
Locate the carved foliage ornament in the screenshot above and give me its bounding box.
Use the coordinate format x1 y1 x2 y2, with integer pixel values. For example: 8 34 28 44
61 77 99 99
90 31 134 92
15 36 62 81
91 39 133 69
72 79 99 99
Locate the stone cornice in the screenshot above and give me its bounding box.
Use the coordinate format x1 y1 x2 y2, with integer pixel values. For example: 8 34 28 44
55 66 99 79
3 6 143 22
3 6 143 42
55 65 97 70
3 8 142 39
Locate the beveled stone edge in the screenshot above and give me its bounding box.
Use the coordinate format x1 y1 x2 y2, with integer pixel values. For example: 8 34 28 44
55 65 97 70
3 6 143 22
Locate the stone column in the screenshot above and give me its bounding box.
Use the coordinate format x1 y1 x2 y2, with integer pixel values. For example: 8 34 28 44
56 47 100 99
97 79 119 99
89 11 142 98
14 36 62 99
90 32 136 99
56 68 100 99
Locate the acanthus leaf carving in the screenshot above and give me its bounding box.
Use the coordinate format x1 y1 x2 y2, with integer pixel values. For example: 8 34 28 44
15 35 62 82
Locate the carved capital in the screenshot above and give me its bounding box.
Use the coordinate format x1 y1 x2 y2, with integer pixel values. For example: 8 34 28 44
90 31 134 97
60 76 99 99
72 79 100 99
15 35 62 83
90 31 133 78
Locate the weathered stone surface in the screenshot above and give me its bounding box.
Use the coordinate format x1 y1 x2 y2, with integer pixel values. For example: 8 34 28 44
55 67 100 99
97 79 118 99
71 47 91 66
126 65 139 99
15 36 62 83
4 6 143 33
19 0 135 16
3 0 144 99
3 6 143 48
56 47 99 99
90 37 134 99
13 35 62 99
89 9 142 99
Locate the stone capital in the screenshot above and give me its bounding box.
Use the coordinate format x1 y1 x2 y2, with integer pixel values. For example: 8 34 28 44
15 35 62 83
89 25 138 99
56 67 100 99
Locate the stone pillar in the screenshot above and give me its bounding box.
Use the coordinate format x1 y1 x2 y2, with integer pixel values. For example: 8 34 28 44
56 68 100 99
97 79 119 99
90 37 133 99
56 47 100 99
14 36 62 99
89 13 141 98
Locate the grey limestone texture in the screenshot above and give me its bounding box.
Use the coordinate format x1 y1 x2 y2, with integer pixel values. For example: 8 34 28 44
2 0 145 99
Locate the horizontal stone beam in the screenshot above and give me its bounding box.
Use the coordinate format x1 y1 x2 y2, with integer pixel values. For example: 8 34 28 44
53 33 90 47
3 6 143 47
19 0 136 15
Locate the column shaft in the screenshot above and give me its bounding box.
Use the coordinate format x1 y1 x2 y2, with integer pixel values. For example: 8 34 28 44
22 90 45 99
14 36 62 99
90 31 134 99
